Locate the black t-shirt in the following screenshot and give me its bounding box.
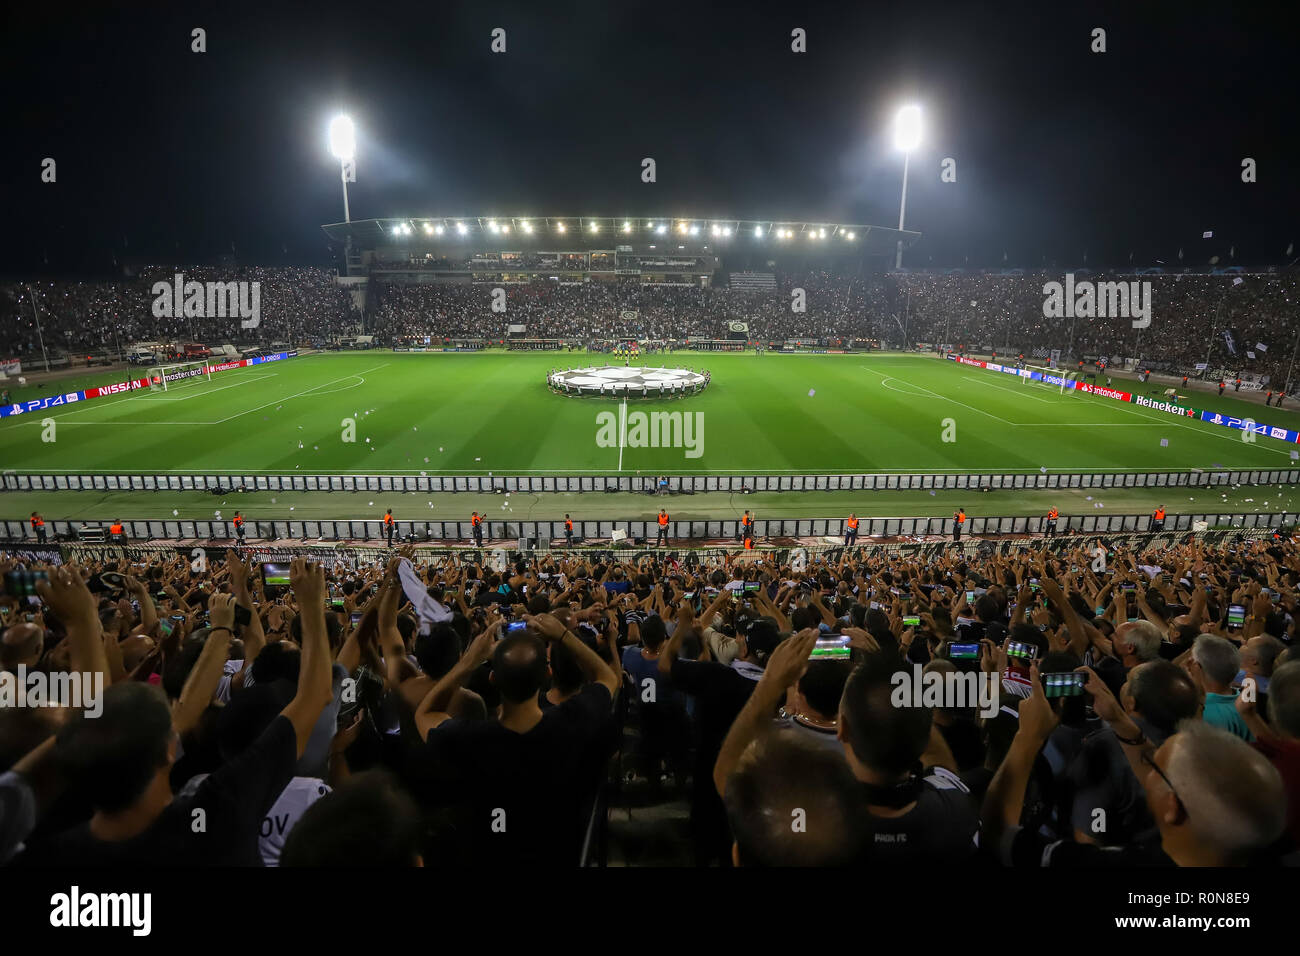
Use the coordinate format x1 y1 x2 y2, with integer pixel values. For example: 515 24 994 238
423 683 614 866
668 659 763 767
20 715 297 867
859 768 982 865
1002 824 1173 867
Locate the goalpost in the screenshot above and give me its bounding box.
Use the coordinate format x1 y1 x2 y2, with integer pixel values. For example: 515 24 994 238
150 361 212 391
1021 364 1078 395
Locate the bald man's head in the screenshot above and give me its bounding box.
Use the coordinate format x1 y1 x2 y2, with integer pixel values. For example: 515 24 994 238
1 623 44 672
118 634 157 673
491 632 549 703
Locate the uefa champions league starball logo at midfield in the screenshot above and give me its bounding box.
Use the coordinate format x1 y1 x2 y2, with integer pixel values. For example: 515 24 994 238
548 365 709 397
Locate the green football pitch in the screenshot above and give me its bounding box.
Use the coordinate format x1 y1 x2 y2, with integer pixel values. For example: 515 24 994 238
3 351 1300 477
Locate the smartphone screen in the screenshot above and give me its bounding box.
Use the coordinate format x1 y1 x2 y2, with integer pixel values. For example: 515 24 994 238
903 615 921 627
506 620 527 633
1227 604 1246 628
809 636 852 660
1043 671 1087 698
1007 641 1038 661
744 581 761 592
965 590 975 603
4 570 50 597
349 611 363 626
948 643 981 660
261 563 291 587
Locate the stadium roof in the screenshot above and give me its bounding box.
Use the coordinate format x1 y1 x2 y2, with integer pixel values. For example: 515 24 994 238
322 216 920 254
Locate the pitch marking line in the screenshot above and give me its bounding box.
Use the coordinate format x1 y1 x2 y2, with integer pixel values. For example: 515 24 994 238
131 373 279 402
875 374 1017 426
210 364 391 424
959 370 1060 404
14 365 390 427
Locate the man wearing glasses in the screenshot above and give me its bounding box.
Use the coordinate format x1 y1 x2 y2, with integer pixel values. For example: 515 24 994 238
982 662 1286 866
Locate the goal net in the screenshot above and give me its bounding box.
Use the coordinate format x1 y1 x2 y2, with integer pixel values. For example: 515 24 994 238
151 361 212 391
1022 364 1078 395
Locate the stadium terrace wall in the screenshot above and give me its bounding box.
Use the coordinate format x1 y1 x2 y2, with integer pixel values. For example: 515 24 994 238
1 510 1291 547
947 353 1300 444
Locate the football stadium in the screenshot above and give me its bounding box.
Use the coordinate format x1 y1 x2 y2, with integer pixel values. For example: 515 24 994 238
1 0 1298 920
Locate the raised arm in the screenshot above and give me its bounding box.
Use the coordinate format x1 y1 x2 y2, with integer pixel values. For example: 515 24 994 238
279 559 335 757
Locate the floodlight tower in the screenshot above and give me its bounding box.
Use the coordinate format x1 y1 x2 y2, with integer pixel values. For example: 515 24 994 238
329 115 357 223
893 104 922 270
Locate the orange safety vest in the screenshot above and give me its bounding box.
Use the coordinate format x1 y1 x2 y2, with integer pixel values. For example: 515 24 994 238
472 515 481 526
658 513 669 526
565 519 573 531
956 512 966 524
1155 508 1165 520
847 516 859 530
109 523 124 534
383 513 393 526
1048 508 1058 520
742 514 752 527
744 536 753 550
233 515 243 527
31 516 43 528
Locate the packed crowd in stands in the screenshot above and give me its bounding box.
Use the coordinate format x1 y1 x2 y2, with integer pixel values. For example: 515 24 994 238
1 535 1297 867
0 267 359 359
2 264 1297 385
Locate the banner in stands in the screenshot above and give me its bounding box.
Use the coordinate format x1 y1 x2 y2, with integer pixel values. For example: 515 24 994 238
948 353 1300 444
0 359 21 375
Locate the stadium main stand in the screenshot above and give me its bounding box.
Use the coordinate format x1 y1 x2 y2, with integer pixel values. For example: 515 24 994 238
4 262 1298 389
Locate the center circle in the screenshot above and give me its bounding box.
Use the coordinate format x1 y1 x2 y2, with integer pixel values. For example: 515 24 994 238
548 365 710 398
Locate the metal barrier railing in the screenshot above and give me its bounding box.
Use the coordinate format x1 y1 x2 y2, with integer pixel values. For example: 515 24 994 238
4 467 1300 495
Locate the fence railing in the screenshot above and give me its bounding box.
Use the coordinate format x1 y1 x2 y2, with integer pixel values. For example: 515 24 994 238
5 467 1300 494
1 511 1290 548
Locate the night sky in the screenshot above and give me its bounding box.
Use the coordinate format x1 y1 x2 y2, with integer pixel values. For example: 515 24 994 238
3 0 1296 274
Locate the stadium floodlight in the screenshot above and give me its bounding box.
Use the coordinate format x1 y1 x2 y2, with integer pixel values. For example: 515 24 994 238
423 223 434 235
556 222 566 233
456 222 467 235
846 230 856 240
622 221 632 233
722 226 731 237
435 224 444 235
754 225 763 238
893 103 922 269
501 224 510 234
689 225 699 236
656 224 666 235
328 115 356 223
488 220 499 233
590 222 599 233
521 220 532 233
